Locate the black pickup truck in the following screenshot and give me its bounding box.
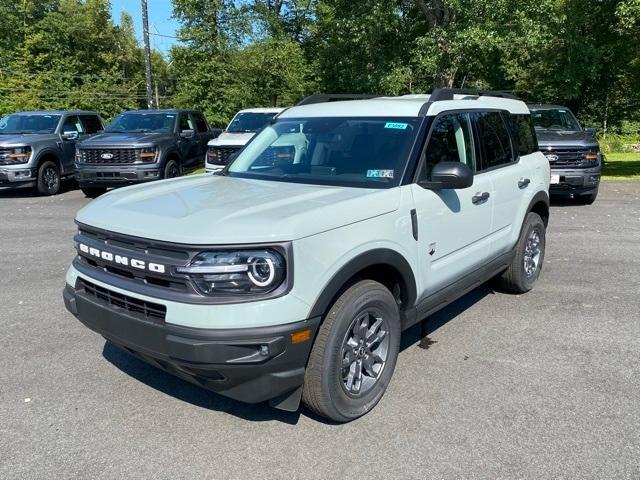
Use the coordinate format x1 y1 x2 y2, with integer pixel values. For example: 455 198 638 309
75 109 219 197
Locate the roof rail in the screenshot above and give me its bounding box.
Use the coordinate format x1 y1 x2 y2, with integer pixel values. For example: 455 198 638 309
296 94 379 106
429 88 517 102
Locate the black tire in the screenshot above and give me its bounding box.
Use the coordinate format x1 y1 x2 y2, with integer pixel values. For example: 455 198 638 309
163 158 181 179
81 187 107 198
578 190 598 205
302 280 401 422
498 212 546 293
36 160 61 196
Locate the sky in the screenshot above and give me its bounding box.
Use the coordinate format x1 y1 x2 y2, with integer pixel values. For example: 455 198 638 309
111 0 179 55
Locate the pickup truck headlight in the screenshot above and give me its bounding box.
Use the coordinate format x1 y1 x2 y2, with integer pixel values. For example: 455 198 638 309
583 151 601 167
0 146 31 164
137 147 158 162
177 249 286 296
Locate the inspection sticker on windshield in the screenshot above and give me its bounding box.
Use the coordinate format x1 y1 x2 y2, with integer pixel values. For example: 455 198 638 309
384 122 408 130
367 169 394 179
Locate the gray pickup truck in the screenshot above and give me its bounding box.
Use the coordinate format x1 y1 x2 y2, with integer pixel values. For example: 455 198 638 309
0 110 104 195
75 109 217 198
529 105 602 204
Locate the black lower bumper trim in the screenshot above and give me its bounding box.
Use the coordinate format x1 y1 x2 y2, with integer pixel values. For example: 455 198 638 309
63 284 320 405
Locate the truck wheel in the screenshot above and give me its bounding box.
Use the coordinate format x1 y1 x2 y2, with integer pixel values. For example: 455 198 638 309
81 187 107 198
498 212 546 293
163 159 180 179
36 160 61 196
578 190 598 205
302 280 401 422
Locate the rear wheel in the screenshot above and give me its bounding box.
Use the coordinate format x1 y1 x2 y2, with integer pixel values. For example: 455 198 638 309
36 160 61 196
302 280 401 422
81 187 107 198
498 212 546 293
163 159 180 179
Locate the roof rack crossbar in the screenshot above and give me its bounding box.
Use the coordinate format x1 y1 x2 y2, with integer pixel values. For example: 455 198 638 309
296 94 380 106
429 88 517 102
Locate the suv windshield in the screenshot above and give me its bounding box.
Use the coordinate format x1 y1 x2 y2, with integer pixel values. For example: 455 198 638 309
531 108 581 131
0 114 61 134
105 112 176 133
227 117 421 188
227 112 278 133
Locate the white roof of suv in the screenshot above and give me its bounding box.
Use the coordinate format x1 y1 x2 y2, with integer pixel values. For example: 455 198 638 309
279 92 529 119
236 107 285 114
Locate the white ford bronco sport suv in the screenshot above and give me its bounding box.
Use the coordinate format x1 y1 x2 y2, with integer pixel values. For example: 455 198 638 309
63 89 550 422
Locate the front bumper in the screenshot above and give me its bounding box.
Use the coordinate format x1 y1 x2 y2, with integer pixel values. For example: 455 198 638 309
550 166 601 196
63 282 320 406
75 164 161 187
0 167 36 190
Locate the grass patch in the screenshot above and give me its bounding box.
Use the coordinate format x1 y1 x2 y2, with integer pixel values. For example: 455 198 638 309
602 152 640 180
190 167 206 175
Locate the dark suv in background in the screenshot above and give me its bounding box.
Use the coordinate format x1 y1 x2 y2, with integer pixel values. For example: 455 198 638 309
0 110 104 195
75 109 217 197
529 105 602 204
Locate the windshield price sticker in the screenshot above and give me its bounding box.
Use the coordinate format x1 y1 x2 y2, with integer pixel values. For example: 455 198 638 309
384 122 408 130
367 169 394 179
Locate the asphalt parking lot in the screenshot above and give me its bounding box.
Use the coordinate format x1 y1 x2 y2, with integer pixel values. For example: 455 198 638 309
1 180 639 479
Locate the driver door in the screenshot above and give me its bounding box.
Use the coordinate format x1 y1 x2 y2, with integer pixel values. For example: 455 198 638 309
410 111 494 299
177 113 198 169
59 115 86 173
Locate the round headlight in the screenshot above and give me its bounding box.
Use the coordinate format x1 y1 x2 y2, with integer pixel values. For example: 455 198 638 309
248 257 275 287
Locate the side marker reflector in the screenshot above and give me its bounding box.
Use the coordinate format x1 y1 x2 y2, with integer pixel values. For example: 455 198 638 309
290 329 312 344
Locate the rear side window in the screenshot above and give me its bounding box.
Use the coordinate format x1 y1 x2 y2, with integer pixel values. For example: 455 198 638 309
476 112 514 171
192 113 209 133
80 115 103 134
509 114 538 156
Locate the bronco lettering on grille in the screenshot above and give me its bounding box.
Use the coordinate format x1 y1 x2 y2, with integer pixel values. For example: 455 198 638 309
78 243 166 273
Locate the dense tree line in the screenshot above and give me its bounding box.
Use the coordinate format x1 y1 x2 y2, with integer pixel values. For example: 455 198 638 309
1 0 638 135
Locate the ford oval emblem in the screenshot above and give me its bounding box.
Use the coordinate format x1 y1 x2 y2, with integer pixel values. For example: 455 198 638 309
545 154 559 162
101 153 114 160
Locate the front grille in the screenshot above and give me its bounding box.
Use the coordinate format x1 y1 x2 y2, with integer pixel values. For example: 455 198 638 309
79 278 166 322
79 148 138 164
542 148 597 168
207 146 241 166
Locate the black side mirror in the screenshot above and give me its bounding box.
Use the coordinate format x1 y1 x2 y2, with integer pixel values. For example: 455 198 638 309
419 162 474 190
584 127 598 137
180 129 195 139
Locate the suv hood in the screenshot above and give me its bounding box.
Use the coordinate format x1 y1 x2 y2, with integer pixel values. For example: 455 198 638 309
208 132 255 147
536 129 598 149
76 175 401 244
0 133 57 147
78 132 174 148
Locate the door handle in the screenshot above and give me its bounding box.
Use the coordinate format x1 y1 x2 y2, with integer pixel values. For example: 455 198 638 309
472 192 490 204
518 177 531 189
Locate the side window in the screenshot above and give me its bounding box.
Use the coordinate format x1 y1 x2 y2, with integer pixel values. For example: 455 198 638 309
80 115 103 134
179 113 194 132
476 112 514 171
62 115 84 134
508 114 538 156
417 112 475 181
192 113 208 133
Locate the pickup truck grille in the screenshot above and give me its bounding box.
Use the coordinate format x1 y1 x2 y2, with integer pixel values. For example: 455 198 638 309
78 148 138 164
542 147 597 168
79 278 166 322
207 146 241 166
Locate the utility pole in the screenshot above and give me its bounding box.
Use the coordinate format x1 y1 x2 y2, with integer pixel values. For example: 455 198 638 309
141 0 154 109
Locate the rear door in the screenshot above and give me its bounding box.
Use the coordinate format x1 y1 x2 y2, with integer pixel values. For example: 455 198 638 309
411 111 494 297
474 111 531 255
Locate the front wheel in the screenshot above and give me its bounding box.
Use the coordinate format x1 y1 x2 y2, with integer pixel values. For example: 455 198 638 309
81 186 107 198
163 159 181 179
578 189 598 205
498 212 546 293
36 160 61 196
302 280 401 422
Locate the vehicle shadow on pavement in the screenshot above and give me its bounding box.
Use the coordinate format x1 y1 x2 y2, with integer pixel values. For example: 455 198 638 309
102 341 304 425
102 283 496 425
0 180 78 198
